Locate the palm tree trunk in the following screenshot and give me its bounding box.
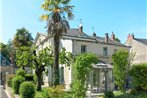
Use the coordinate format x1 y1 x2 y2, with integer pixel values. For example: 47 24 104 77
53 33 60 86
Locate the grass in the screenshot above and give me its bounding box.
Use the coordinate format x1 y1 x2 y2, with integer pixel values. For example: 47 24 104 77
113 91 147 98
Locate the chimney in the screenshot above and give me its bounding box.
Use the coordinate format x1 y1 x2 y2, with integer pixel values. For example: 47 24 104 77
127 33 135 40
79 23 83 32
105 33 109 43
93 32 96 37
111 32 115 40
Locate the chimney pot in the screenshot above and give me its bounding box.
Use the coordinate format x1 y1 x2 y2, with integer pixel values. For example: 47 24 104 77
93 32 96 37
79 23 83 32
111 32 115 40
105 33 109 43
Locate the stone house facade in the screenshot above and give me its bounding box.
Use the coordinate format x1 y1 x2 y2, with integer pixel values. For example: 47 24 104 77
125 34 147 64
34 25 129 89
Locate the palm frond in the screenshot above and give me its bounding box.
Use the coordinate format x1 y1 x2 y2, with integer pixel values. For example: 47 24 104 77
40 14 49 21
61 0 71 5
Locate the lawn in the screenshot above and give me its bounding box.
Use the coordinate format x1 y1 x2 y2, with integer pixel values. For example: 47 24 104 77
114 91 147 98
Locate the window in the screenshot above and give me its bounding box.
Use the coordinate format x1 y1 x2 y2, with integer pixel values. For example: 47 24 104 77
103 47 108 56
81 45 87 53
60 67 64 83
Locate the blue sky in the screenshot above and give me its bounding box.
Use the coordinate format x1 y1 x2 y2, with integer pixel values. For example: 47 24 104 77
1 0 146 44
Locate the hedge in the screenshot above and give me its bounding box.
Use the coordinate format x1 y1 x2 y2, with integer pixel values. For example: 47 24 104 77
6 74 15 87
19 82 35 98
129 63 147 92
12 76 25 94
16 69 26 77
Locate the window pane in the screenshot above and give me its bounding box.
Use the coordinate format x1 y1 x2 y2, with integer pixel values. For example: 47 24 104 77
81 45 87 53
103 47 108 56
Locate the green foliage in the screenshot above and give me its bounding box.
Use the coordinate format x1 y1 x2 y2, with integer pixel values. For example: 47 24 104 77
35 88 50 98
48 85 64 98
6 74 15 87
72 53 99 98
25 74 34 82
0 42 11 62
33 75 37 84
114 91 147 98
60 48 74 67
16 68 26 77
13 27 33 47
12 76 25 94
112 49 129 92
19 82 36 98
16 46 33 68
104 91 114 98
129 63 147 92
32 47 54 91
115 37 120 42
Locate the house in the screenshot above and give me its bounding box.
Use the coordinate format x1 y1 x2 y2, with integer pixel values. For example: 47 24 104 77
0 53 14 84
34 24 129 90
125 34 147 64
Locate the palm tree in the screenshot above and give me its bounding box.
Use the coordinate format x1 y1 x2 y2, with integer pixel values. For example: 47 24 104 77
41 0 74 86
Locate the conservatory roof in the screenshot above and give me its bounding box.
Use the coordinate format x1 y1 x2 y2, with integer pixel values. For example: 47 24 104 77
92 63 113 69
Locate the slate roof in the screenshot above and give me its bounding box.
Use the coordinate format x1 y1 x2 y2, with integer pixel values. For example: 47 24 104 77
134 38 147 45
35 28 127 47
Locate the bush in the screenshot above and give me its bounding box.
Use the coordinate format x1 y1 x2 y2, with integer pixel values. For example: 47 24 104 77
104 91 114 98
35 88 50 98
16 68 26 77
48 85 64 98
12 76 25 94
19 82 35 98
6 74 15 87
33 75 37 84
25 74 34 81
129 63 147 92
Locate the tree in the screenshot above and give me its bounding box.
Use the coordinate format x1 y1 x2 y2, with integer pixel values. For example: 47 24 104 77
72 53 98 98
33 47 72 91
41 0 74 86
13 28 34 69
16 46 33 69
112 49 129 93
0 43 10 62
33 47 53 91
115 37 120 42
13 27 33 48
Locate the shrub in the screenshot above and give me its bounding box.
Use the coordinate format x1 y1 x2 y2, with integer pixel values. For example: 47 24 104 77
6 74 15 87
104 91 114 98
25 74 34 81
16 68 26 77
33 75 37 84
35 88 50 98
48 85 64 98
129 63 147 92
19 82 35 98
12 76 25 94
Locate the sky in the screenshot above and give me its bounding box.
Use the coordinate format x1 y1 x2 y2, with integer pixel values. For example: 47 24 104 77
1 0 147 44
